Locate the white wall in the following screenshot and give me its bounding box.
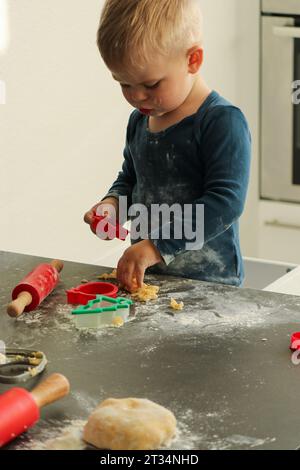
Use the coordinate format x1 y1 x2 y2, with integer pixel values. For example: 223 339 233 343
200 0 261 259
0 0 260 267
0 0 132 266
235 0 260 258
200 0 239 102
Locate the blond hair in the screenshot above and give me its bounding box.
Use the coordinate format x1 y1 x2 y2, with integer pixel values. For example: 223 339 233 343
97 0 203 70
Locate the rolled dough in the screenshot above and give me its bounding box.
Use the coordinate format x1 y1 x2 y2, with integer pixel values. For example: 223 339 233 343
83 397 177 450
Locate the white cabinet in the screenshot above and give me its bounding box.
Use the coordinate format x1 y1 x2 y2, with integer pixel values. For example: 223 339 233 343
258 200 300 264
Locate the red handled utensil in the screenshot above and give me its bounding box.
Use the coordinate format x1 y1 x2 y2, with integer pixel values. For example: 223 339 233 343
290 332 300 350
7 259 64 318
91 210 129 241
0 373 70 447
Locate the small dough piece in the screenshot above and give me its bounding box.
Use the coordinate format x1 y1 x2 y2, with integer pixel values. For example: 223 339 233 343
28 367 38 377
97 269 117 280
131 284 159 302
111 316 124 328
28 357 41 366
83 398 177 450
170 298 184 311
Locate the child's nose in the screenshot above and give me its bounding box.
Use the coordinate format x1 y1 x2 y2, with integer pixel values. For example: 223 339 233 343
130 87 148 103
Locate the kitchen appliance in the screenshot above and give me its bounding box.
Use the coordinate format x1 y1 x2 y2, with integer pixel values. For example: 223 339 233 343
261 0 300 202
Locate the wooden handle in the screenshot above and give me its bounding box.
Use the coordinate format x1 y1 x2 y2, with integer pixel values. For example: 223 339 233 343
50 259 64 273
7 291 32 318
31 373 70 409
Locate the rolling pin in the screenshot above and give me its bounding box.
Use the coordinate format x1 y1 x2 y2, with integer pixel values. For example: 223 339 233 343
7 259 64 318
0 373 70 447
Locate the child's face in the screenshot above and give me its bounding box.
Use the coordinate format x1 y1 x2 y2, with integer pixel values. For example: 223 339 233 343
110 54 196 117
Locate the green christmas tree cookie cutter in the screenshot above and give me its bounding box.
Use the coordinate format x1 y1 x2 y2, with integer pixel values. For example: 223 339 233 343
72 295 133 329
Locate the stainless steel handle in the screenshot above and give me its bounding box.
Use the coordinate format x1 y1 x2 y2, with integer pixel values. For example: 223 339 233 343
273 26 300 39
265 219 300 231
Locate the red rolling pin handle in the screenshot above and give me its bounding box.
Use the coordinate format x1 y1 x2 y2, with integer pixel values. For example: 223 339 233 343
7 260 64 317
0 373 70 448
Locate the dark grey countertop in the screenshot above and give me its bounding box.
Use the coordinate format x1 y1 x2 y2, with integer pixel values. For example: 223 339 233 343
1 250 300 450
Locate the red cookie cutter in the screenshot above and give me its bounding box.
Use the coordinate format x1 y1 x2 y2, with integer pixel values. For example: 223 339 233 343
91 210 129 241
290 332 300 351
66 282 118 305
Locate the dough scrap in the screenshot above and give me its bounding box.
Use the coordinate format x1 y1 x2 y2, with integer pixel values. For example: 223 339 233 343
131 284 160 302
111 316 124 328
83 398 177 450
28 367 39 377
96 272 158 303
170 298 184 310
97 269 117 280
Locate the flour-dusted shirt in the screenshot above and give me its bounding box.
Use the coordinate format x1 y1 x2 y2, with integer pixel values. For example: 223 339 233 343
103 91 251 287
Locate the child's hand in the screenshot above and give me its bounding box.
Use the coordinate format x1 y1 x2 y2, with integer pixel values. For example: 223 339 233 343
84 197 119 235
117 240 163 292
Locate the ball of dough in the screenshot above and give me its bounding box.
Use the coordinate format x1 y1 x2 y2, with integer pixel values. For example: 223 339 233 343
83 398 177 450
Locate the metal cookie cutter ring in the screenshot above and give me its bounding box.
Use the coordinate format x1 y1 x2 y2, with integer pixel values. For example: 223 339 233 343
0 349 48 384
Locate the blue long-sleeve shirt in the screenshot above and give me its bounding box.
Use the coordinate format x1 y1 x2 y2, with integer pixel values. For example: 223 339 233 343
103 91 251 287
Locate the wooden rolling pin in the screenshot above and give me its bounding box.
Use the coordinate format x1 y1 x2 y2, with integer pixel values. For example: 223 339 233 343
0 373 70 447
7 259 64 318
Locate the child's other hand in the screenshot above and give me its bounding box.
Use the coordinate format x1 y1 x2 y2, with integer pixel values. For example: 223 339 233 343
117 240 163 292
84 197 119 235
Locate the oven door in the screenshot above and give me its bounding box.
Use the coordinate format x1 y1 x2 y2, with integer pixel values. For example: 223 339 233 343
261 15 300 202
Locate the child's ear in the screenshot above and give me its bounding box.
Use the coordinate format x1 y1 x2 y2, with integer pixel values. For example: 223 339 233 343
187 46 204 74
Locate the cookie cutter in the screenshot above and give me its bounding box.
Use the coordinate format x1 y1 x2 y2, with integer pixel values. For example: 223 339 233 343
0 349 47 384
72 295 133 329
66 282 118 305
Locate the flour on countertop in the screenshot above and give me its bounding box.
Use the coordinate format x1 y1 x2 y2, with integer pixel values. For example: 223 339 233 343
13 411 276 451
169 407 276 450
6 273 298 343
32 420 86 450
36 421 86 450
71 391 99 414
207 435 276 450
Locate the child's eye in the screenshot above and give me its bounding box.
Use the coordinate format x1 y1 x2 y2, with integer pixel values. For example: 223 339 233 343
144 81 160 90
